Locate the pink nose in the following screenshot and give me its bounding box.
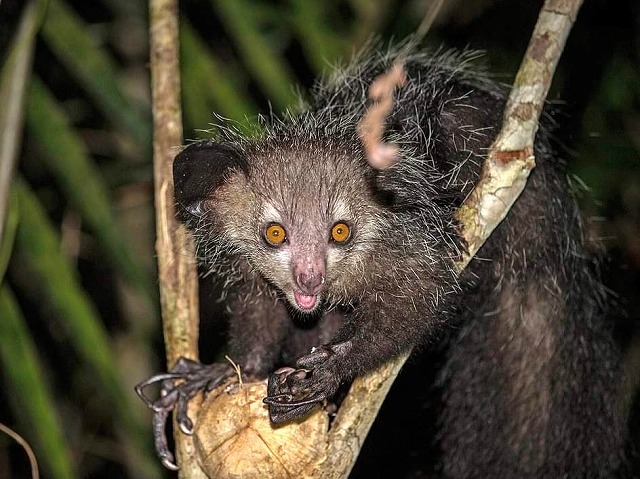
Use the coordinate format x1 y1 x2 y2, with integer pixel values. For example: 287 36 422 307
295 271 324 294
293 259 325 294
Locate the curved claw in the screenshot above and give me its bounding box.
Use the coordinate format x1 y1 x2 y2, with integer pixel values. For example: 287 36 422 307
176 389 196 434
262 393 295 405
134 372 186 407
161 457 179 472
135 359 238 470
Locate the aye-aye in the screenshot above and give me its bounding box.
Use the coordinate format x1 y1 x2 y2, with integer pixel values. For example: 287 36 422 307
137 48 626 477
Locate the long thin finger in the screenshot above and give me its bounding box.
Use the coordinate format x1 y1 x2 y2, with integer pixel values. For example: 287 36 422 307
153 408 178 471
176 391 194 435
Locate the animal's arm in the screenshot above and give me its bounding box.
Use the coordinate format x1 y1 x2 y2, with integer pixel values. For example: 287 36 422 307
265 270 455 422
226 269 294 377
136 269 291 467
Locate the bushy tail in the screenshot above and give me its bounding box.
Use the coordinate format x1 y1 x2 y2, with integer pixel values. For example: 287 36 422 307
439 149 626 478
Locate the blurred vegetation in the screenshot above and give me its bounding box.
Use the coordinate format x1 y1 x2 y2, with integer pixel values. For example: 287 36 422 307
0 0 638 477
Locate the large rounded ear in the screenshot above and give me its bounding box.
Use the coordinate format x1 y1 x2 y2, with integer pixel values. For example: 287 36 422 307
173 142 248 223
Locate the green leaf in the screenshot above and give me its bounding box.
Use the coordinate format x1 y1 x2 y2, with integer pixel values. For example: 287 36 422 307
181 19 258 131
0 285 77 479
15 178 125 408
0 0 47 246
288 0 346 74
0 189 18 282
213 0 299 110
25 76 154 301
40 0 151 149
13 178 160 476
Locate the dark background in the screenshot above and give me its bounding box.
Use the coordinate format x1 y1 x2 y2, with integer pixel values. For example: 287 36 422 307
0 0 638 477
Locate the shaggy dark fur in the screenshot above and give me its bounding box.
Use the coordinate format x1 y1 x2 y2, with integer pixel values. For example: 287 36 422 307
139 47 626 477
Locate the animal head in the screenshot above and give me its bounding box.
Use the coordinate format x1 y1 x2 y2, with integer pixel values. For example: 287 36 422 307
173 139 383 311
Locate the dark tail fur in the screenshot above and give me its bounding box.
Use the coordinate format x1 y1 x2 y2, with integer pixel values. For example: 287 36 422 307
440 139 626 477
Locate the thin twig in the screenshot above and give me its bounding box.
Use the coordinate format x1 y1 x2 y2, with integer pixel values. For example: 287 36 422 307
456 0 585 266
415 0 444 42
224 355 243 388
0 422 39 479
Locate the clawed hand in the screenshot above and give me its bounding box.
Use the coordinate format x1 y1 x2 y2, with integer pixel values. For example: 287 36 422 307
264 341 352 423
134 358 236 470
136 341 351 469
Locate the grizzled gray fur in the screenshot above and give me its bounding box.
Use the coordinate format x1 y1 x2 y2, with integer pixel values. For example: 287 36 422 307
140 48 627 477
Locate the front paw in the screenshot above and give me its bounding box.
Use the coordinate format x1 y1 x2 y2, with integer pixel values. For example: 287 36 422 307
135 358 236 470
263 342 351 423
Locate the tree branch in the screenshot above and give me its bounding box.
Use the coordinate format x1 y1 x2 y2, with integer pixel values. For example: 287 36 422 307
457 0 584 267
149 0 206 476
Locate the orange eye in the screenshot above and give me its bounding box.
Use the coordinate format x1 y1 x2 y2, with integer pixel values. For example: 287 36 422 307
331 222 351 243
264 223 287 246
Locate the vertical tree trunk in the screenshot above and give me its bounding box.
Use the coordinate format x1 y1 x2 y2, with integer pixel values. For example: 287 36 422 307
149 0 206 476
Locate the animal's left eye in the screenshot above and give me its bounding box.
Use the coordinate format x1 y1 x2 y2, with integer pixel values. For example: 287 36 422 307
330 222 351 244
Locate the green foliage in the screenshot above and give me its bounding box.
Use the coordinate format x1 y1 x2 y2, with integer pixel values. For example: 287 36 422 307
41 0 151 150
180 19 257 132
0 0 362 476
0 285 77 479
0 0 638 477
1 1 159 477
212 0 300 110
26 76 153 299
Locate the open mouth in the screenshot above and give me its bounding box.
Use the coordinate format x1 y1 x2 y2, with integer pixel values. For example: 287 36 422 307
293 291 319 311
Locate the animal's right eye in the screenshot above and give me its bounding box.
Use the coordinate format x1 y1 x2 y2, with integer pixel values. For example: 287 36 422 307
264 223 287 246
